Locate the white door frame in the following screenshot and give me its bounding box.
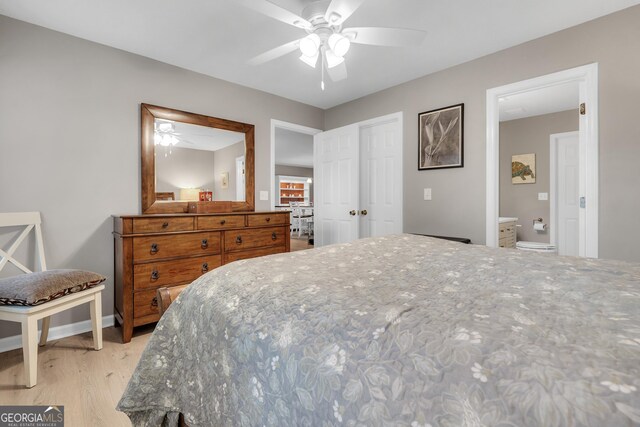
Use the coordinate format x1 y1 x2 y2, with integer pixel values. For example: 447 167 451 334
235 155 245 201
549 131 579 249
270 120 322 210
485 63 599 257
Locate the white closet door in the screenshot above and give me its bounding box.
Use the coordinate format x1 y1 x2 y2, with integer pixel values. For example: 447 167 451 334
556 132 580 256
359 119 403 238
314 124 359 247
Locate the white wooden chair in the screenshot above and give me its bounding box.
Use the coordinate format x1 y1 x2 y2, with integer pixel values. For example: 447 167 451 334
0 212 105 388
290 202 312 238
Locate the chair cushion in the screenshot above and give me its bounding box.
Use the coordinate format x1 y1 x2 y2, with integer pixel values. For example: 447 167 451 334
0 269 105 306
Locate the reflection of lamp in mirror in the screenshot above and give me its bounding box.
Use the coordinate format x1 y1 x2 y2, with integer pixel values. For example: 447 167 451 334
179 188 200 201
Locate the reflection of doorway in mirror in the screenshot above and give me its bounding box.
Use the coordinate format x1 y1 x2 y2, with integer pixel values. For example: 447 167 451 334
236 156 245 201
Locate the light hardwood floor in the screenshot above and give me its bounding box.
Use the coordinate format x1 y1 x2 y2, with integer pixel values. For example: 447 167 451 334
290 236 313 251
0 325 152 427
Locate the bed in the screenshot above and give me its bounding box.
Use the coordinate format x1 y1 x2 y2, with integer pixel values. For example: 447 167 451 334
117 234 640 426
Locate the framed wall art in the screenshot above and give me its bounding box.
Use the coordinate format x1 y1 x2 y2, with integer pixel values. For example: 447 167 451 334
418 103 464 170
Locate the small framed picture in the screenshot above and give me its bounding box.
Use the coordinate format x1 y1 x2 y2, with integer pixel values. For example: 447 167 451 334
418 103 464 170
221 172 229 189
512 153 536 184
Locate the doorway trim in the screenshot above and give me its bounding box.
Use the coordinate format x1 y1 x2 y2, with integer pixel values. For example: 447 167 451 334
270 120 322 211
485 63 598 257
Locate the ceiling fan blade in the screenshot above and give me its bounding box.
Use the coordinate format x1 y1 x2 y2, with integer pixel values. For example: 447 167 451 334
248 39 301 66
326 60 348 82
324 0 367 26
343 27 427 46
238 0 312 29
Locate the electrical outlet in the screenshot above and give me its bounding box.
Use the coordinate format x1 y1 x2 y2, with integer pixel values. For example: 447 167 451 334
538 192 548 201
259 191 269 201
424 188 432 201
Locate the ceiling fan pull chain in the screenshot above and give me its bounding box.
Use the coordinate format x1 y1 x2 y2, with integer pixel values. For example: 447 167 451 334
321 53 326 91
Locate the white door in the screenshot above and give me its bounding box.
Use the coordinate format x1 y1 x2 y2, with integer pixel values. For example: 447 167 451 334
552 132 580 256
314 124 359 247
359 119 403 238
236 156 245 201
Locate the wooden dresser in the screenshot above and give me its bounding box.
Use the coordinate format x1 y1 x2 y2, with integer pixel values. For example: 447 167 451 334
113 211 290 342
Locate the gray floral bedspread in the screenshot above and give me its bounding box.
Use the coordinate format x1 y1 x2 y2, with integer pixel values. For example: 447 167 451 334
118 234 640 426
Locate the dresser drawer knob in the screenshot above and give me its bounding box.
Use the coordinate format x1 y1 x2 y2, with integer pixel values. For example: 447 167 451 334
202 263 209 273
271 232 277 240
150 243 158 254
151 296 158 308
220 219 226 225
162 222 169 228
151 269 159 281
265 217 271 222
236 236 243 244
201 239 208 249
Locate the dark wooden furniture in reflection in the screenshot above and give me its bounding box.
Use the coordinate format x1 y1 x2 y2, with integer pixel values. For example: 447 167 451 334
155 192 175 201
113 211 290 343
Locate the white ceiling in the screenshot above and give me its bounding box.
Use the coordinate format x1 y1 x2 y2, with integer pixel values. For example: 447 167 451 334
1 0 638 109
499 81 580 122
275 128 314 167
163 120 244 151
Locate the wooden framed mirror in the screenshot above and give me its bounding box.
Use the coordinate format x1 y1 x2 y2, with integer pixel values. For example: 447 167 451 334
141 104 255 214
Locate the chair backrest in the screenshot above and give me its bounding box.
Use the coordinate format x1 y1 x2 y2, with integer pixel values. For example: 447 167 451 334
0 212 47 274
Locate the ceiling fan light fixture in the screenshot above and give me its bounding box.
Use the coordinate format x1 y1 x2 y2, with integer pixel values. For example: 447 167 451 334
325 49 344 69
299 51 319 68
299 33 321 57
328 33 350 57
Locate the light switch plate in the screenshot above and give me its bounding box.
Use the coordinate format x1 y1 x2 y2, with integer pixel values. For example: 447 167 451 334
538 192 548 201
424 188 432 201
259 191 269 201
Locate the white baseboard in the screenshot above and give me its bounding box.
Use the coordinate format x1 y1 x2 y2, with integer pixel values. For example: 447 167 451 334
0 315 115 354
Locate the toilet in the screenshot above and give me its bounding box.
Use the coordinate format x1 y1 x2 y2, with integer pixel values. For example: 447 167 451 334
516 241 557 254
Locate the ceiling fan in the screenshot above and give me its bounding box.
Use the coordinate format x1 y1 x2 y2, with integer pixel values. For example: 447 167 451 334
239 0 427 90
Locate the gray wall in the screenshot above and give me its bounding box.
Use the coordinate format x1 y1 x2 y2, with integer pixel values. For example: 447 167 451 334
499 110 578 243
156 147 216 198
212 141 245 201
0 16 323 340
274 165 314 205
324 5 640 262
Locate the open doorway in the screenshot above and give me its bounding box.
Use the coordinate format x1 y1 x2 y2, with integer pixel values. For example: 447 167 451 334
270 120 321 251
486 64 599 257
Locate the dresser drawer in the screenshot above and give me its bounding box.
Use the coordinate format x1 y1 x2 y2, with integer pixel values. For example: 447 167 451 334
133 231 220 262
225 245 287 263
225 226 286 252
197 215 246 230
133 288 161 320
133 255 221 290
247 213 288 227
132 217 194 234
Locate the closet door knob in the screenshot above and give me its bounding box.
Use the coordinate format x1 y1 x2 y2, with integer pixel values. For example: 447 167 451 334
202 263 209 273
150 243 158 254
349 210 356 216
150 269 159 281
236 236 243 244
201 239 208 249
360 210 368 216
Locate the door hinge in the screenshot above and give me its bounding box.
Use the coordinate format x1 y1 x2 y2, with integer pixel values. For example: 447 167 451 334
580 196 586 208
579 103 586 115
